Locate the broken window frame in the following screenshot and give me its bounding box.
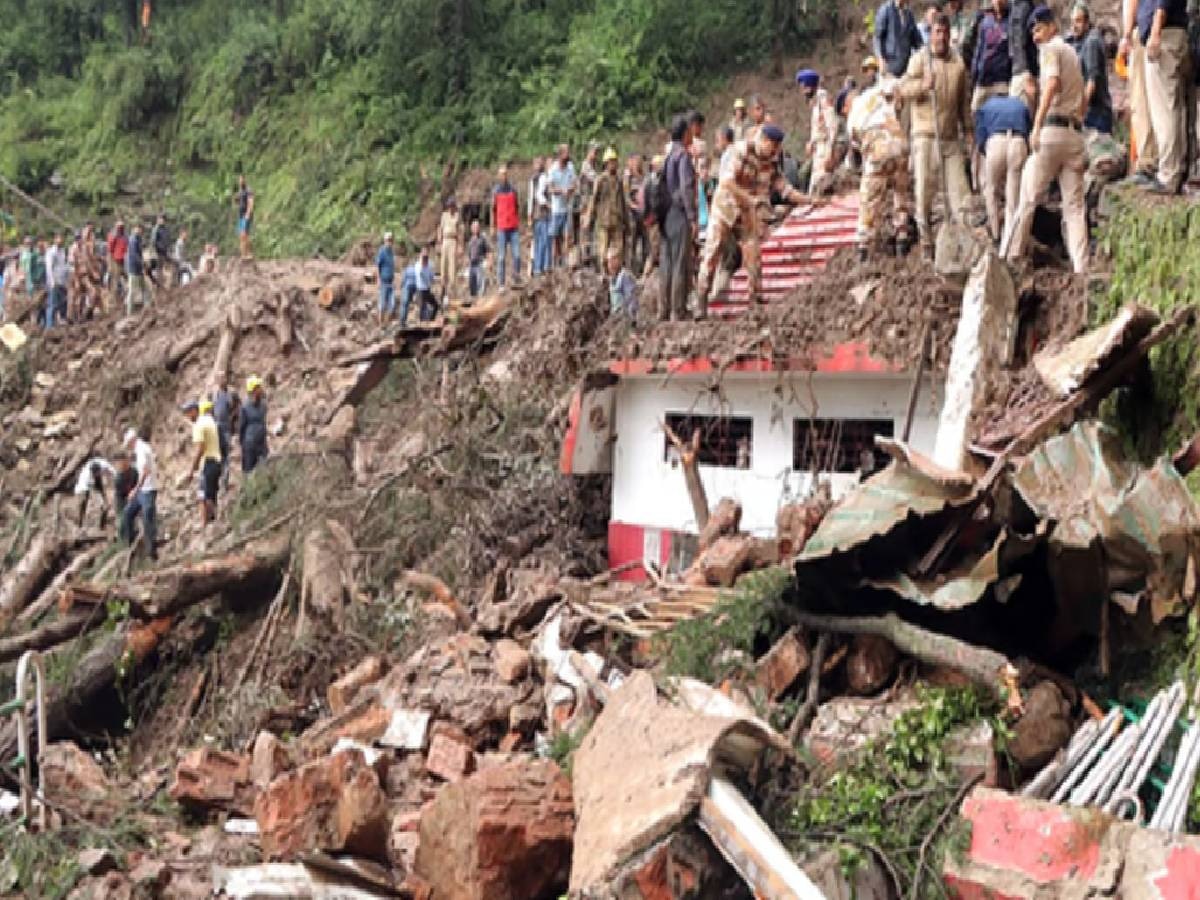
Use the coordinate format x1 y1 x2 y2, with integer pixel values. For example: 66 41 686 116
664 413 753 469
792 417 895 475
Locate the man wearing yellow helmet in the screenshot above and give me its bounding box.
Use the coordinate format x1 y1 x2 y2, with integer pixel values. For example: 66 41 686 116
240 376 270 474
583 147 631 273
184 398 222 525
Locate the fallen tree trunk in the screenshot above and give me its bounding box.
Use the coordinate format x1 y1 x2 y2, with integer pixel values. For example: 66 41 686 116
276 290 297 354
664 424 710 531
403 570 472 628
15 542 104 627
790 611 1014 702
0 606 97 665
0 531 103 633
318 275 359 310
77 534 291 620
210 305 243 386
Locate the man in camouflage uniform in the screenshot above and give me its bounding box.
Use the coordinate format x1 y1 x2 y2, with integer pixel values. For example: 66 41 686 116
583 147 630 272
695 124 806 306
798 69 839 196
848 77 913 260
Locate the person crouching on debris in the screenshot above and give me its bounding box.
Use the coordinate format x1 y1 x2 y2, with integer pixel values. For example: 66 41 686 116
848 77 913 260
74 456 115 529
606 246 638 318
695 124 806 309
183 399 222 526
240 376 269 475
798 69 838 197
376 231 396 324
123 428 159 561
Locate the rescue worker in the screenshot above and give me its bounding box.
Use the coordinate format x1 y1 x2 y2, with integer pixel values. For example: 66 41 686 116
730 98 751 141
183 399 222 526
583 147 630 272
862 55 881 88
1002 6 1089 274
240 375 270 474
695 124 806 307
901 13 972 257
848 78 913 260
437 198 462 300
74 456 115 529
975 94 1033 244
798 69 839 197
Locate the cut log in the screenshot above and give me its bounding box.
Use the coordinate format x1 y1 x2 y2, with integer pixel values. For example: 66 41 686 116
318 275 359 310
403 570 472 628
210 305 243 387
437 293 512 352
15 542 104 627
791 611 1015 703
0 531 103 633
276 290 297 354
80 534 291 620
0 606 97 664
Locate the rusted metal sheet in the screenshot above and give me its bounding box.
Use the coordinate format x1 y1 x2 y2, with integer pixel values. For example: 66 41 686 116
1033 304 1159 398
1012 421 1200 622
799 442 975 562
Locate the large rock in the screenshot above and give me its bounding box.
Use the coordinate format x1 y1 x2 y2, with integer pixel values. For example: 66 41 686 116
41 742 112 819
414 759 574 900
250 731 294 788
170 748 254 815
1008 681 1071 771
253 748 388 861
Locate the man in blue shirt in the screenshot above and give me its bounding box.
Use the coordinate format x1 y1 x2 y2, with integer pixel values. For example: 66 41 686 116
399 244 437 325
1135 0 1189 192
376 231 396 323
875 0 924 76
975 95 1032 243
1009 0 1040 99
970 0 1012 112
1066 3 1113 134
125 224 151 316
547 144 576 269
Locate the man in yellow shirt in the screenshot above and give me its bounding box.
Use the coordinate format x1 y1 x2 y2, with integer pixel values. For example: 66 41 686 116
184 399 223 525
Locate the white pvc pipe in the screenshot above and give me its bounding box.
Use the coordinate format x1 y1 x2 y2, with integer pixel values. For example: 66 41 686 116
14 650 47 830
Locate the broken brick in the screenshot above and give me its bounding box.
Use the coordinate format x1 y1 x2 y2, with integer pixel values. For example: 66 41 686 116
755 629 809 701
493 638 531 684
697 535 753 587
169 748 254 816
327 655 388 715
415 759 573 900
425 734 475 782
254 748 388 861
698 498 741 550
299 698 390 758
250 731 294 788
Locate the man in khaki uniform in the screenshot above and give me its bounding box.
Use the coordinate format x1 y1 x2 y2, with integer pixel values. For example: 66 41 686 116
584 147 630 272
901 14 972 256
1135 0 1189 192
1003 6 1089 273
798 69 839 196
437 198 462 299
849 78 913 259
1120 0 1160 185
975 95 1033 243
695 124 805 305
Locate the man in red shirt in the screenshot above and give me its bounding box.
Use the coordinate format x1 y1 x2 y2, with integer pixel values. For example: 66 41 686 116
491 164 521 288
106 221 128 310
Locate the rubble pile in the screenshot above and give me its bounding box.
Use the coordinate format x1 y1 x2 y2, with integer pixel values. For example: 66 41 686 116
1 234 1199 899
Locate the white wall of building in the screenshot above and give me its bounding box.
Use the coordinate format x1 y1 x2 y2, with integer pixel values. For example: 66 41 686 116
611 371 943 536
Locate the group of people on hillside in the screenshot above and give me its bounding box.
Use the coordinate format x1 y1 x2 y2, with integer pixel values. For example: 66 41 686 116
809 0 1196 275
74 373 271 561
0 174 255 329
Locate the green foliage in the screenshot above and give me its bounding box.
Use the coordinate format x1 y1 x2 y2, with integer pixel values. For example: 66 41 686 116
784 686 1002 897
546 721 591 777
0 0 837 255
1095 197 1200 462
658 566 793 682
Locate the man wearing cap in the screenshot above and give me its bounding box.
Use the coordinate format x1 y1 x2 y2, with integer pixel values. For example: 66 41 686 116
862 56 881 89
1134 0 1189 192
875 0 924 77
848 77 914 259
376 231 396 323
240 376 270 474
184 399 222 526
696 124 805 309
437 199 462 300
491 164 521 289
902 13 972 256
122 427 159 561
584 147 631 273
975 94 1033 243
799 70 839 197
1003 6 1089 273
730 99 750 141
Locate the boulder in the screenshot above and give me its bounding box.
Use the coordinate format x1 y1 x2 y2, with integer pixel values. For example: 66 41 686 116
845 635 899 695
41 742 112 819
493 639 531 684
1008 681 1072 771
170 748 254 815
250 732 294 788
